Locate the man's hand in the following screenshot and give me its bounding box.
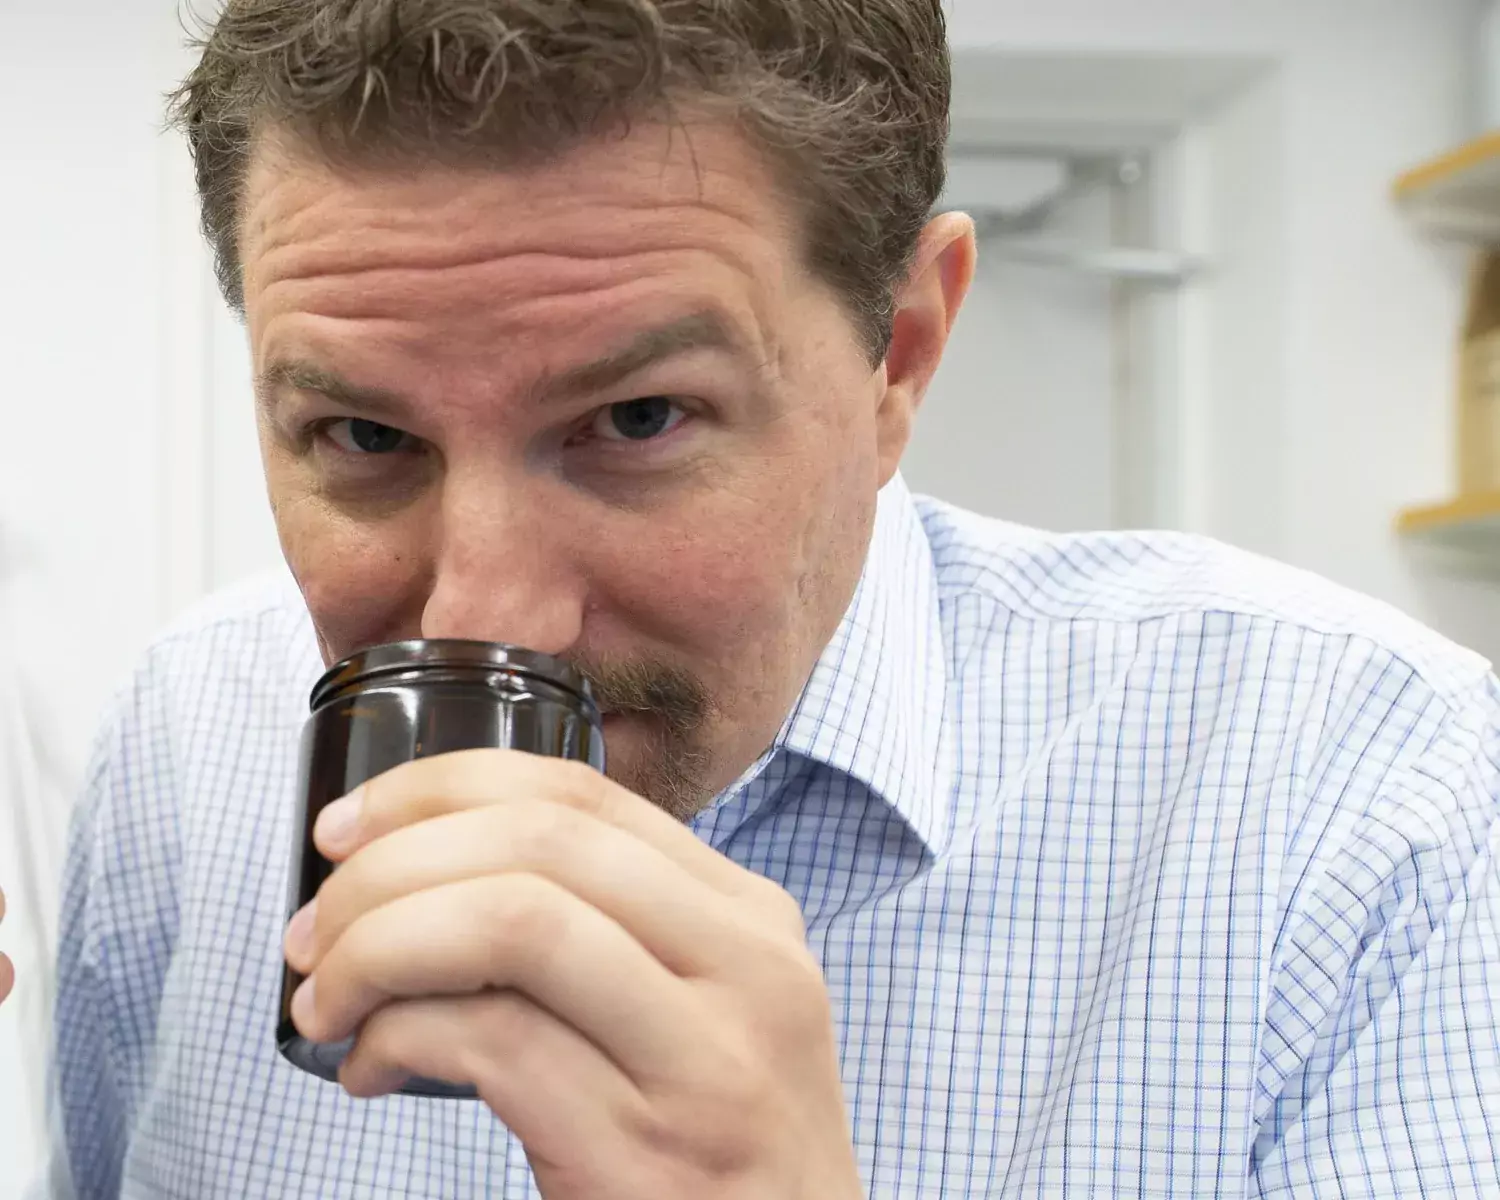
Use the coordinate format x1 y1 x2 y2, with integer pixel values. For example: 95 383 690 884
283 749 861 1200
0 887 12 1005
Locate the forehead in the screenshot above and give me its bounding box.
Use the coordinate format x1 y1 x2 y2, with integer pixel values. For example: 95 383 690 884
234 122 861 433
237 122 806 318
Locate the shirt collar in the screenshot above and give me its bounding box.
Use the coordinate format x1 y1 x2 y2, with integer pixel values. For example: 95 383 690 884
771 473 952 855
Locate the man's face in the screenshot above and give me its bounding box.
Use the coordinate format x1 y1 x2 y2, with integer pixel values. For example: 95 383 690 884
240 122 917 817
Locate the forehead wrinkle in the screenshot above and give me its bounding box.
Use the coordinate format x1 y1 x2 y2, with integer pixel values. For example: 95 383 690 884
247 206 780 318
256 275 786 434
256 241 787 369
241 157 795 314
250 185 776 257
242 119 792 258
244 144 804 418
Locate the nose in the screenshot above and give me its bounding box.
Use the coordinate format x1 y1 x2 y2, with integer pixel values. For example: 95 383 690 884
419 472 586 656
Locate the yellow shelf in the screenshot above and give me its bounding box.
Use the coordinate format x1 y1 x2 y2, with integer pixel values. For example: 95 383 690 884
1397 492 1500 552
1394 131 1500 241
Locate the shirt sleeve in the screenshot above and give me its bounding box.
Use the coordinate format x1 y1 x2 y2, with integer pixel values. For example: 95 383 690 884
1250 670 1500 1197
50 654 183 1200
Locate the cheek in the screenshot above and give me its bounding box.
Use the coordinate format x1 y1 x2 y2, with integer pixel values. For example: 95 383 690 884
602 517 774 641
593 452 857 660
267 465 433 656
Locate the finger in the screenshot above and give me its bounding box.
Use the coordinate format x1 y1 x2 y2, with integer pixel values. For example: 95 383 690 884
294 800 778 981
318 749 770 904
0 890 12 1004
296 873 701 1079
340 990 639 1169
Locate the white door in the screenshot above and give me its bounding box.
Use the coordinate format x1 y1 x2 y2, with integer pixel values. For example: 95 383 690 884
903 173 1124 531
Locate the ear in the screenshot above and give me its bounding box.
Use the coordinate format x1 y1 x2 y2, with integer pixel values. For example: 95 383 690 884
875 212 978 486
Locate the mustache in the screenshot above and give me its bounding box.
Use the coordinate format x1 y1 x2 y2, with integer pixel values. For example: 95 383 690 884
566 654 713 735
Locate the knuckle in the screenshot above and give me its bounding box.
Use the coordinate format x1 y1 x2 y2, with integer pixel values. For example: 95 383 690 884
446 993 517 1089
741 934 832 1041
759 881 809 937
352 998 443 1085
353 763 404 826
440 747 524 802
355 1001 407 1062
478 989 532 1039
477 875 570 969
315 855 368 925
452 991 542 1099
329 910 388 985
507 801 583 868
473 990 534 1063
550 757 613 812
707 1038 770 1108
636 1037 773 1179
361 749 496 826
782 949 833 1025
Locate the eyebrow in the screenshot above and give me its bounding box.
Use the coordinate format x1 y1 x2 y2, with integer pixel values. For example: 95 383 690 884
256 310 754 421
256 360 409 421
528 310 750 405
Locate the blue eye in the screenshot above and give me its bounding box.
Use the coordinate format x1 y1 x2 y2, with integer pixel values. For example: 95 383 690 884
593 398 686 442
326 419 413 454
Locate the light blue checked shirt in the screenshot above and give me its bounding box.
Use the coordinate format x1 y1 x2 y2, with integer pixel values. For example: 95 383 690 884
47 476 1500 1198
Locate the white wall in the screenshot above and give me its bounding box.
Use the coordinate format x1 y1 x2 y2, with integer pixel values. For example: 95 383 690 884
0 0 182 765
945 0 1500 660
910 179 1120 530
0 5 190 1191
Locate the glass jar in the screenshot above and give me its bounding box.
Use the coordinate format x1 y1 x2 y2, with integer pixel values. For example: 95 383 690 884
278 639 605 1098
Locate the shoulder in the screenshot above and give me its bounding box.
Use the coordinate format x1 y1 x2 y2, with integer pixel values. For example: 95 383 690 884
65 571 317 910
122 569 321 719
915 494 1493 711
146 568 317 674
914 497 1500 937
80 570 318 809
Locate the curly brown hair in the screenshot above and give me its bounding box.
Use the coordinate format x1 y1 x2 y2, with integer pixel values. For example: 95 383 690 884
166 0 951 360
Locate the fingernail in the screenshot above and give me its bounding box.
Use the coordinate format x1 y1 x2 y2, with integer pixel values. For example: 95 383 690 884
284 900 318 964
291 976 317 1034
314 789 363 856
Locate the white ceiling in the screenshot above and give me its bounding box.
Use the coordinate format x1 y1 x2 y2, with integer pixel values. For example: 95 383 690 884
949 49 1271 153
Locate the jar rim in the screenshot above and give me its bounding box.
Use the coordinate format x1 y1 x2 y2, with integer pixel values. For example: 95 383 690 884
309 639 593 711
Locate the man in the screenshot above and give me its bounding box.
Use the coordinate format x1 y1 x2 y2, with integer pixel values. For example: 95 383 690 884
23 0 1500 1196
